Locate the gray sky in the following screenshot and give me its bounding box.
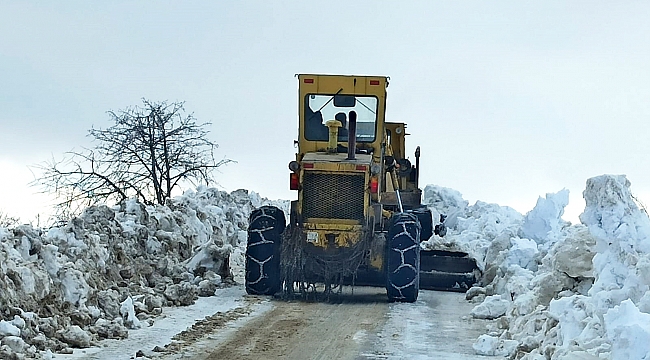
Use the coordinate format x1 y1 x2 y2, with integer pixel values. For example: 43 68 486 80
1 1 650 224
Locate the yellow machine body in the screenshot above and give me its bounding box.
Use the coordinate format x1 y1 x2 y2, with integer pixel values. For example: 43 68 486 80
245 74 480 298
290 74 421 274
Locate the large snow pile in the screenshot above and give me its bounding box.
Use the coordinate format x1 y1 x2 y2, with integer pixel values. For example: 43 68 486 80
0 187 286 359
424 175 650 359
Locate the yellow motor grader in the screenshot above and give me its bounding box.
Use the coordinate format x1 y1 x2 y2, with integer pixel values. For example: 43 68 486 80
245 74 479 302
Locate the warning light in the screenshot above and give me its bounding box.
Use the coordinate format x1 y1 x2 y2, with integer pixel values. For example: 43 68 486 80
290 173 299 190
370 177 379 193
304 79 314 83
369 80 380 85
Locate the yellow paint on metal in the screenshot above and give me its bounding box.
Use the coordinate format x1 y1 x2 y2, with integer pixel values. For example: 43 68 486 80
297 74 387 156
304 222 362 230
385 122 406 160
302 225 363 248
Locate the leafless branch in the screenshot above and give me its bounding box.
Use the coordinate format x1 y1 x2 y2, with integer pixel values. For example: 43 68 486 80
31 99 234 220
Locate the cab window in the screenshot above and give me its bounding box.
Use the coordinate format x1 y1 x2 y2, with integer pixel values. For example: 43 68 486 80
304 94 378 142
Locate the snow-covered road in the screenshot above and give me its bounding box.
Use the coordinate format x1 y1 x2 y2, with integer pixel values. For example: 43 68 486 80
363 289 495 360
57 286 498 360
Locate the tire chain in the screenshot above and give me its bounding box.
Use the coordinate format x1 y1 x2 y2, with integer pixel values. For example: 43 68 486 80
245 206 284 295
386 213 421 302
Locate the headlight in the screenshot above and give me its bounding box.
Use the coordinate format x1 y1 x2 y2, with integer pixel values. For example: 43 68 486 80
288 161 300 172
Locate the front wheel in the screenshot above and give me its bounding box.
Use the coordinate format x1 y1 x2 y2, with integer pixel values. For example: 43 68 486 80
245 206 285 295
386 212 421 302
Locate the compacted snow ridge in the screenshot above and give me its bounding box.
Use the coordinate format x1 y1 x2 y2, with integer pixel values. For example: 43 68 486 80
423 176 650 359
1 175 649 359
0 187 286 359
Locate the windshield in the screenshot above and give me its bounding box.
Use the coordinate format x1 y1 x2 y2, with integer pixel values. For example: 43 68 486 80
304 94 378 142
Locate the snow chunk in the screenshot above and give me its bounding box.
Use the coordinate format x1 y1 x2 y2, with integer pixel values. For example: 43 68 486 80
1 336 27 353
10 316 25 330
506 237 539 270
604 299 650 360
548 295 601 351
422 185 468 229
58 325 91 348
120 296 141 330
581 175 650 310
550 227 596 279
473 334 518 357
60 265 90 306
471 295 510 319
0 321 21 337
521 189 570 244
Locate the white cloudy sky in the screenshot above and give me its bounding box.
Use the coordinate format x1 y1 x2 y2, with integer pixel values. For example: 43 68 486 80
1 1 649 224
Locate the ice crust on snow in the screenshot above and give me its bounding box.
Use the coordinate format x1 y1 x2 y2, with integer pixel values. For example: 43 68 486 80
0 187 286 359
423 174 650 359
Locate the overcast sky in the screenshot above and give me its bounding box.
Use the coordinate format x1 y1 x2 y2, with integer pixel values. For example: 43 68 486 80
1 1 649 224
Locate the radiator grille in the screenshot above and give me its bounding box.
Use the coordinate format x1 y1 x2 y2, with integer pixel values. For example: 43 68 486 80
302 172 365 221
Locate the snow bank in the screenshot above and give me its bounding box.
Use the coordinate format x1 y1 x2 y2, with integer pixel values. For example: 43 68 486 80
422 188 524 272
3 173 649 359
0 187 287 359
424 175 650 359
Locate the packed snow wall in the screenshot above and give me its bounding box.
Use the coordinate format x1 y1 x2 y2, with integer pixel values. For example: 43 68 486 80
423 176 650 359
0 187 287 359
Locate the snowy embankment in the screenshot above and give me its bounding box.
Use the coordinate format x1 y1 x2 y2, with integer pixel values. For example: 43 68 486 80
0 187 286 359
1 174 649 359
423 175 650 359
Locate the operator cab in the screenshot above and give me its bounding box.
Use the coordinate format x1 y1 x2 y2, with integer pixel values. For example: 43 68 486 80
304 94 379 147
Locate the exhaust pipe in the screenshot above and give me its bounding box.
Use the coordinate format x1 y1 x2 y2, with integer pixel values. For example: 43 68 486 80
415 146 420 188
347 111 357 160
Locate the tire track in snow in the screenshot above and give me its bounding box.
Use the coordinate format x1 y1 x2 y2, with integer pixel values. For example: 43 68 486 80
360 290 499 360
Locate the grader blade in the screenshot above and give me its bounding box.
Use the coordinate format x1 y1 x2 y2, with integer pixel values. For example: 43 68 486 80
419 250 480 292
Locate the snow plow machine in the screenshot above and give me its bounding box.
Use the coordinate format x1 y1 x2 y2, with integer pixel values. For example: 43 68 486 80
245 74 480 302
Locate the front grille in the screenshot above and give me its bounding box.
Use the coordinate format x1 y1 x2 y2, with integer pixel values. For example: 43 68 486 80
302 172 365 221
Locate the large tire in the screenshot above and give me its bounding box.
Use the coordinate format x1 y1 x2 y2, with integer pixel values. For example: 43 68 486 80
245 206 286 295
386 212 421 302
409 207 433 241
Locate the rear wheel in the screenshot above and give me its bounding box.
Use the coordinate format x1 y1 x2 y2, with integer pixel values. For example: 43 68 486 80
245 206 286 295
386 212 421 302
409 207 433 241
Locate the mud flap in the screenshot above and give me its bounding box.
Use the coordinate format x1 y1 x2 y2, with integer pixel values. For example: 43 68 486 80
419 250 480 292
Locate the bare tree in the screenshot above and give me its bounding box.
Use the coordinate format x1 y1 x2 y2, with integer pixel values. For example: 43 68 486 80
33 99 233 216
0 210 19 228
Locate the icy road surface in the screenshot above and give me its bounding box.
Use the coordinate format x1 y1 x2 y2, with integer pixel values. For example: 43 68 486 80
58 286 498 360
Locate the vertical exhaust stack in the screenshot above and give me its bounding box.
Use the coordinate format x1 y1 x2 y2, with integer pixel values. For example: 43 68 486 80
347 111 357 160
415 146 421 188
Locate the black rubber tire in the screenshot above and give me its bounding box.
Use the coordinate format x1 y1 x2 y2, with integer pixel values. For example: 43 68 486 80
408 207 433 241
386 212 421 302
245 206 286 295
